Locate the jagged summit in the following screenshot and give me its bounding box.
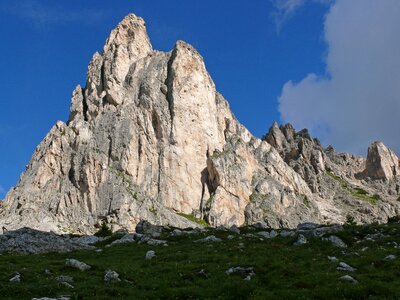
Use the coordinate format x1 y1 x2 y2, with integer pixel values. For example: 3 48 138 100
1 14 400 234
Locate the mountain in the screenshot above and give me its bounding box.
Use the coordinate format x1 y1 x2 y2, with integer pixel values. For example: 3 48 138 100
1 14 399 234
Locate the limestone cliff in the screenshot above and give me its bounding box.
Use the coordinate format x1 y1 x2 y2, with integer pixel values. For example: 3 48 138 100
1 14 399 234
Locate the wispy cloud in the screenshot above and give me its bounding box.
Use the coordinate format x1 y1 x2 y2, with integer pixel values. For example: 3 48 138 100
0 0 104 29
279 0 400 154
271 0 333 32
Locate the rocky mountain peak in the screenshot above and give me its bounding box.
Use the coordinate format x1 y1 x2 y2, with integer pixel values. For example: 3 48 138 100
364 141 400 181
1 14 400 234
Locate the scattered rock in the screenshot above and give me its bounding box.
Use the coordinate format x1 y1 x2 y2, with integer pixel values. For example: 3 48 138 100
242 233 256 238
54 275 74 284
195 235 222 243
257 230 278 239
73 235 103 245
145 250 156 260
293 234 307 246
226 266 255 280
385 254 397 260
297 223 319 231
252 222 269 229
32 297 70 300
337 262 357 272
312 225 343 238
9 273 21 283
135 220 163 238
170 229 183 236
104 270 121 283
216 226 228 231
146 238 168 246
0 228 95 254
326 235 347 248
229 225 241 234
198 269 209 278
328 256 339 262
340 275 358 284
44 269 52 275
280 230 295 237
60 282 74 289
110 234 135 245
137 235 168 246
65 259 91 271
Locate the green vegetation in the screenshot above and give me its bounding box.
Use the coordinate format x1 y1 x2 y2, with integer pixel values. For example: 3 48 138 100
177 212 209 227
1 222 400 299
249 192 257 202
302 195 311 208
326 171 349 188
94 223 112 237
210 149 230 159
351 188 379 205
112 168 138 200
345 214 357 226
205 195 214 206
326 172 380 205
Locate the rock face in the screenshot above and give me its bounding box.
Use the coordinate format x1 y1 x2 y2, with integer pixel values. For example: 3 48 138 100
1 14 400 234
364 142 399 181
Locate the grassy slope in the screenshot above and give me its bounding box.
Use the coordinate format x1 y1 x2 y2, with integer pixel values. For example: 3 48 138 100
0 223 400 299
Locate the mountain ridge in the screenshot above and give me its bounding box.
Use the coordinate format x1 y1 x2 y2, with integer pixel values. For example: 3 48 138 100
1 14 399 234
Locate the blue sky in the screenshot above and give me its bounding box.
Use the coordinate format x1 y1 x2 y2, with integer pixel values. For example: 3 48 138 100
1 0 398 198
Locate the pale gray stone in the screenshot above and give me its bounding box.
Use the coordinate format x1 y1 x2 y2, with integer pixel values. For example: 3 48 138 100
195 235 222 243
337 262 356 272
65 259 91 271
293 234 307 246
54 275 73 284
326 235 347 248
60 282 74 289
110 234 135 245
258 230 278 239
226 266 255 280
340 275 358 284
280 230 295 237
104 270 121 282
328 256 339 262
145 250 156 260
9 273 21 283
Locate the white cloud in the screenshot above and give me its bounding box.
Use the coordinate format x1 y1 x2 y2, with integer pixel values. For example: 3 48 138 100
271 0 305 32
279 0 400 155
271 0 333 32
0 0 104 29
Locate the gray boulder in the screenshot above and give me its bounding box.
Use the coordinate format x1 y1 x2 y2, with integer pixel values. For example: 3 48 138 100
65 259 91 271
104 270 121 283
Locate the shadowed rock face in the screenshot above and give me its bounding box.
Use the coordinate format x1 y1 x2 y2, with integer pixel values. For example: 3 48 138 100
1 14 400 234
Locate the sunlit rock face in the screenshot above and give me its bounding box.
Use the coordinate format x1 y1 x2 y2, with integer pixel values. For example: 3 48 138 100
1 14 400 234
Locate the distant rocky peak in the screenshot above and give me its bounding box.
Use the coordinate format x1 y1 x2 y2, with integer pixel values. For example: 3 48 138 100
364 141 400 181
